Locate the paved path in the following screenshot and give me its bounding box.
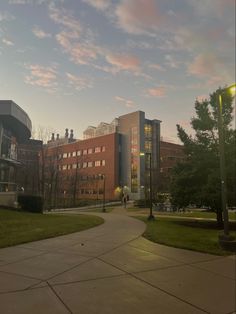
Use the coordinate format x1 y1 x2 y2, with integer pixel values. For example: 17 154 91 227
0 208 235 314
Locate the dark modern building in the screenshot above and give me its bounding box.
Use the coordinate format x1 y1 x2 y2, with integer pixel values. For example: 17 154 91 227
0 100 32 206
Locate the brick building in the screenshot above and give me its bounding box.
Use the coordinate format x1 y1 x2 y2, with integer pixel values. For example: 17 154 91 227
42 132 119 207
0 100 184 208
159 140 185 192
43 111 162 205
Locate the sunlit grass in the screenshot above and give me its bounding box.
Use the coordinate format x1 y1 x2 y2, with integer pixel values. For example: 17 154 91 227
135 216 236 256
0 209 104 248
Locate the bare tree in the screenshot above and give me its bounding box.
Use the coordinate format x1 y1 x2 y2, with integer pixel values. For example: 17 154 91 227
31 125 56 143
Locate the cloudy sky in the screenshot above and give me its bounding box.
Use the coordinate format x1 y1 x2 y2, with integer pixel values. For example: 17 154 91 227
0 0 235 142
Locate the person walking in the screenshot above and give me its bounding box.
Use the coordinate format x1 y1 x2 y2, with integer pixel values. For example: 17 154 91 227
123 195 127 208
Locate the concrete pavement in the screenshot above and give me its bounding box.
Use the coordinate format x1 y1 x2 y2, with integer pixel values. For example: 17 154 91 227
0 208 235 314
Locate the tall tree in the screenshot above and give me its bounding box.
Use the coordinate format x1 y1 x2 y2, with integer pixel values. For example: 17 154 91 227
170 87 235 226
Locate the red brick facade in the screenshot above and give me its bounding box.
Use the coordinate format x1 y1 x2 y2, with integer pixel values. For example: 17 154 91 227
42 133 119 206
159 141 185 192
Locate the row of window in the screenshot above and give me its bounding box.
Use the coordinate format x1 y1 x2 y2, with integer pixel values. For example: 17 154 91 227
59 160 106 171
61 146 106 159
79 189 103 195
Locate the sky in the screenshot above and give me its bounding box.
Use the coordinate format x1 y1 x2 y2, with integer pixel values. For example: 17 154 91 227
0 0 235 142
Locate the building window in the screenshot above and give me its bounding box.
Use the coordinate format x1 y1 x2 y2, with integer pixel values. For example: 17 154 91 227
68 152 71 158
77 163 81 168
72 151 76 157
131 147 137 153
77 150 81 156
68 164 71 170
144 124 152 138
88 148 93 154
95 160 101 167
88 161 93 167
101 160 105 166
83 162 87 168
62 165 67 170
72 163 77 169
83 149 87 155
145 140 152 152
95 146 101 153
131 126 138 193
101 146 105 152
63 153 68 158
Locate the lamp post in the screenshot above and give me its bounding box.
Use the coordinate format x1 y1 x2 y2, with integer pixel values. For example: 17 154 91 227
102 174 106 212
217 84 236 239
140 152 155 220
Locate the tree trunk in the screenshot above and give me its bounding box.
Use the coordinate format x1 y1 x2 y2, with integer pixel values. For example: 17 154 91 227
216 208 223 228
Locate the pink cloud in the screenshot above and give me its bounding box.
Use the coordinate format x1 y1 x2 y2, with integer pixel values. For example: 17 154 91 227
106 53 140 71
2 38 14 46
115 0 162 35
32 26 51 39
51 5 99 65
0 11 15 21
24 64 57 89
70 43 97 65
115 96 136 108
147 86 166 97
66 72 93 91
188 53 221 77
148 63 165 71
82 0 111 10
49 4 81 35
165 54 180 69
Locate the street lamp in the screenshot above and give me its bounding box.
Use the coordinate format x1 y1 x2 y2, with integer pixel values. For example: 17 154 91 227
140 152 155 220
217 84 236 239
102 174 106 212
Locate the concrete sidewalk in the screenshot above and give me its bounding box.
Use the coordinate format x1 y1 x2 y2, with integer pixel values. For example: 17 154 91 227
0 209 235 314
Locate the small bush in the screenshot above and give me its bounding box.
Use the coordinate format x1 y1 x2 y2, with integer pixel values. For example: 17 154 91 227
18 195 43 213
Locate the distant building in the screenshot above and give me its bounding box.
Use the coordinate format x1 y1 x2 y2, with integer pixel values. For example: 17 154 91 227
1 101 184 208
43 111 161 205
159 140 185 192
42 132 119 207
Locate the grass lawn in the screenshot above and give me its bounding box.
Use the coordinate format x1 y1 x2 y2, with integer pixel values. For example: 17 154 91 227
155 211 236 220
86 206 114 213
136 216 236 256
0 209 104 248
129 207 236 220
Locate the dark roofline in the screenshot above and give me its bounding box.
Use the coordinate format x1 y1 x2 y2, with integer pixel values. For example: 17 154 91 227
0 100 32 142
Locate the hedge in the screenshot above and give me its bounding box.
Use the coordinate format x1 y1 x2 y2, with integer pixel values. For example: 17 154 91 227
18 195 44 213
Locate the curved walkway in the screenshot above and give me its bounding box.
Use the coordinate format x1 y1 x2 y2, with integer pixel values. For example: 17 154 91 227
0 208 235 314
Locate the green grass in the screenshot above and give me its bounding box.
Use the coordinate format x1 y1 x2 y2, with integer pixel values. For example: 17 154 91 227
129 208 236 220
155 211 236 220
0 209 104 248
136 216 236 256
86 206 114 213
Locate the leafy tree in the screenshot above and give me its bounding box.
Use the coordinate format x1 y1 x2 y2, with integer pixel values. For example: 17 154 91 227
170 87 235 226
